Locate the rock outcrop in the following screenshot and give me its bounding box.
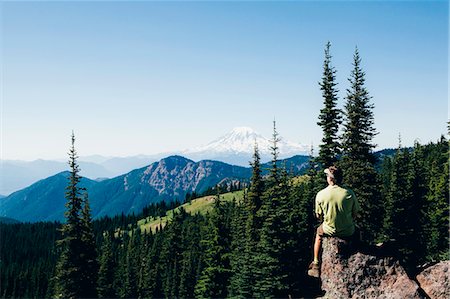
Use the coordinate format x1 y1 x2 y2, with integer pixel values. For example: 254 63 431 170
320 237 422 298
416 261 449 299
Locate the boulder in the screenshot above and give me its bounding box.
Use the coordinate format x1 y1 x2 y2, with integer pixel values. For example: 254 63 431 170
320 237 422 298
416 260 449 299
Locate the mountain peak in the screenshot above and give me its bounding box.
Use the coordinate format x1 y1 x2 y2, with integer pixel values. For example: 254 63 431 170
230 127 257 135
184 126 309 162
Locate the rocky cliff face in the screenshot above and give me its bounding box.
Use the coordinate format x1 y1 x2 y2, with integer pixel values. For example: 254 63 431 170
320 237 423 298
416 261 449 299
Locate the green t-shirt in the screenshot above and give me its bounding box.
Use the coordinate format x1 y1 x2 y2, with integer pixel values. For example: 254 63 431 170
315 185 359 237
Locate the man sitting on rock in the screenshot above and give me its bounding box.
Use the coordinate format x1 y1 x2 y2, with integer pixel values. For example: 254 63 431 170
308 165 360 278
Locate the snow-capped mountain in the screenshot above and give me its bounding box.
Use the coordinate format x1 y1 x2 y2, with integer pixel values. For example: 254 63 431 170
182 127 309 166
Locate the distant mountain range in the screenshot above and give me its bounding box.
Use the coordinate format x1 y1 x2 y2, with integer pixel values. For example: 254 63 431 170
0 155 309 222
0 127 308 195
0 172 97 222
0 159 113 196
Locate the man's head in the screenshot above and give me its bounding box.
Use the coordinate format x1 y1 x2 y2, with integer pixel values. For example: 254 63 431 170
324 166 343 185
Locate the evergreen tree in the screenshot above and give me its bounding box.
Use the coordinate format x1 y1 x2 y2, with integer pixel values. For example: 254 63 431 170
161 208 186 298
78 193 99 298
317 41 342 167
137 232 151 299
424 136 449 261
144 230 164 298
382 143 430 272
268 120 281 187
54 132 93 299
382 147 412 247
253 123 289 297
194 196 232 299
340 48 381 242
115 233 131 298
341 47 377 163
407 142 429 268
228 201 249 298
248 142 264 225
125 229 140 298
277 165 299 296
229 143 265 298
97 232 116 298
179 215 203 299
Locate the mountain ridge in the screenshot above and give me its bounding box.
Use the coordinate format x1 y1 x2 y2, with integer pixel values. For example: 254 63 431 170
2 155 310 222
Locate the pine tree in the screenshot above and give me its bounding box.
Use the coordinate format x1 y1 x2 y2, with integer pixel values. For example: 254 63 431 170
268 120 281 188
78 193 98 298
125 230 140 299
340 48 381 242
145 230 164 298
383 147 412 246
114 233 127 298
253 123 289 298
317 41 342 167
161 208 186 298
424 136 449 261
407 142 429 269
341 47 377 163
278 165 299 296
248 142 264 223
228 201 249 298
97 232 116 298
229 143 264 298
53 132 90 299
194 195 232 299
137 232 151 299
179 215 203 299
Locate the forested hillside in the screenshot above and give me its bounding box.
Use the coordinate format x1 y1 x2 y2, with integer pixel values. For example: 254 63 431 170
1 137 448 298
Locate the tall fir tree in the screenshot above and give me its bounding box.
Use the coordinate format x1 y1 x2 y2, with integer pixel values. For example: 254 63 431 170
97 232 116 298
78 193 98 298
229 143 264 298
341 47 377 163
144 230 164 298
228 199 249 298
179 215 203 299
424 136 449 261
407 142 429 269
317 41 342 168
53 132 97 298
161 208 187 298
194 195 232 299
253 122 289 298
268 120 281 187
340 48 381 242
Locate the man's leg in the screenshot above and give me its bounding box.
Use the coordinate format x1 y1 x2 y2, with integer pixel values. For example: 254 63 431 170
308 225 324 277
313 224 324 264
313 230 322 264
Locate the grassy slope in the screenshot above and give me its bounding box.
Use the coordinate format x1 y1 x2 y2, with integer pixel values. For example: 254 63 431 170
137 190 244 234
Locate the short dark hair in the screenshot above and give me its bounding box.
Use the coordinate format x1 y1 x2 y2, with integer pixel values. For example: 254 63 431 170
327 166 343 185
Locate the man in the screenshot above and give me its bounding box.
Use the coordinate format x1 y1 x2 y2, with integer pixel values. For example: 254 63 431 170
308 166 360 278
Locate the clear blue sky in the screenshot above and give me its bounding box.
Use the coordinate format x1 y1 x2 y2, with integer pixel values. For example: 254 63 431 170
1 1 448 160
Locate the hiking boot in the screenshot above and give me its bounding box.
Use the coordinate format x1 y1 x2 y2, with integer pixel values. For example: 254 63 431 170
307 261 320 278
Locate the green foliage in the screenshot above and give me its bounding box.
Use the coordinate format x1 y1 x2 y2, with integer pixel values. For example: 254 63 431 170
342 48 377 164
340 157 381 242
423 137 449 262
380 138 449 272
340 48 381 243
317 41 343 167
54 133 98 299
97 232 116 298
195 197 233 298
